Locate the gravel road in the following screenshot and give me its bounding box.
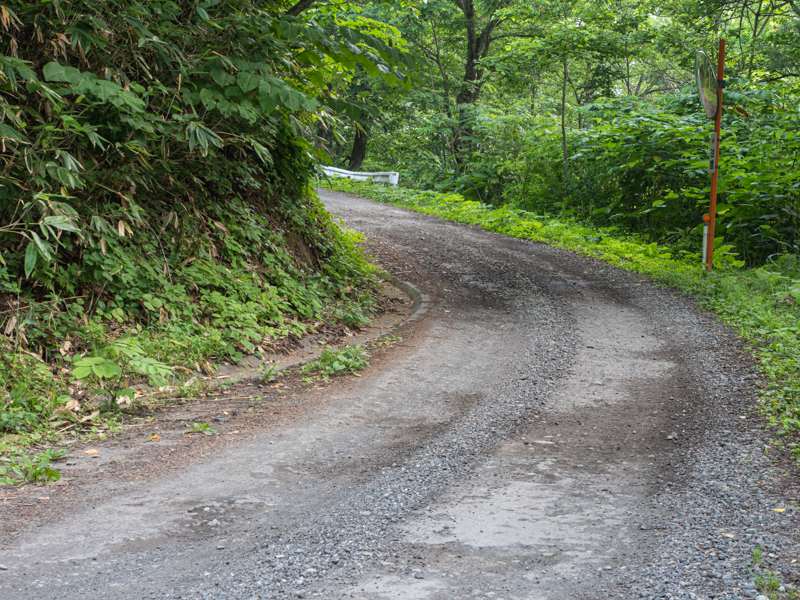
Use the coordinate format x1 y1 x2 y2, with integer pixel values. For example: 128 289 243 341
1 190 797 599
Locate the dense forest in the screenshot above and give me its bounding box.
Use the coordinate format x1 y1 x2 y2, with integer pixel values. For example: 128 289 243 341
329 0 800 267
1 1 799 481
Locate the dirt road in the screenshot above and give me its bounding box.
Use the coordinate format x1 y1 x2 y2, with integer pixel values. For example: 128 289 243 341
1 190 797 599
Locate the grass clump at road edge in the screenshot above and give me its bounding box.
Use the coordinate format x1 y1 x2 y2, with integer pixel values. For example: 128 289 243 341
302 345 369 380
752 545 800 600
0 448 66 486
324 179 800 457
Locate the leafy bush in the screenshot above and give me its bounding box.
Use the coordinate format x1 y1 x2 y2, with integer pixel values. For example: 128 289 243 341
0 337 67 434
562 91 800 265
365 87 800 266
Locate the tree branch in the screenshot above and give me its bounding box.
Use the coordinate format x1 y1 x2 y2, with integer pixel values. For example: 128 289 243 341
286 0 317 16
489 31 540 42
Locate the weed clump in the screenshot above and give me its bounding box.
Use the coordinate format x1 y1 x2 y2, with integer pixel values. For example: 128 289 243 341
302 345 369 379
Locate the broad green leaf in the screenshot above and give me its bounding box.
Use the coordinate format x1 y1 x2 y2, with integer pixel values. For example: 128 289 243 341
42 215 81 233
72 356 121 380
0 123 27 142
199 87 217 109
72 365 94 380
23 241 37 278
93 360 122 379
30 231 53 261
210 68 234 87
42 62 82 84
237 71 260 93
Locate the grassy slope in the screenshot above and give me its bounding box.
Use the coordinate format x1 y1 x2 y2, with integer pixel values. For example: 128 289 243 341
1 190 377 484
325 179 800 456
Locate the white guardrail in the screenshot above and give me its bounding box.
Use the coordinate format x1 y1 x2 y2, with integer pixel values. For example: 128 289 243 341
321 165 399 186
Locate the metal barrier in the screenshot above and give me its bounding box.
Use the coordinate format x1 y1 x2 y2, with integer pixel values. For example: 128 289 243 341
321 165 399 186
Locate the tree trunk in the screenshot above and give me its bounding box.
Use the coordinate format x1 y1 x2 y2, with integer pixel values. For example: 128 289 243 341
348 126 369 171
286 0 316 16
561 57 569 198
452 0 498 170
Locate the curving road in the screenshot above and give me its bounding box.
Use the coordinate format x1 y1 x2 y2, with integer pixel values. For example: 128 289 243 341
1 190 797 599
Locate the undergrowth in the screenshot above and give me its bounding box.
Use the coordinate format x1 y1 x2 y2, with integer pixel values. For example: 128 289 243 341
302 344 369 379
0 195 377 485
326 179 800 456
752 545 800 600
0 448 65 486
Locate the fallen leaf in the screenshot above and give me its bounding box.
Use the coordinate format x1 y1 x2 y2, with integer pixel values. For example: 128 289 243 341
84 448 99 457
117 219 130 237
64 398 81 412
3 315 17 336
773 507 786 513
148 433 161 442
116 394 133 408
80 410 100 424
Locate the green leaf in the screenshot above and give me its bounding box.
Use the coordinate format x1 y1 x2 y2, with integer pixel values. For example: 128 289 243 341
0 123 27 143
93 360 122 379
210 68 234 87
23 241 37 278
199 87 217 109
237 71 260 93
30 231 53 260
249 139 273 166
74 356 104 367
73 356 122 380
43 215 81 233
72 365 93 380
42 62 82 84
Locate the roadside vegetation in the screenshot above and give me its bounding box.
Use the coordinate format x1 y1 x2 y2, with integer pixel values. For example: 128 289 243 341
0 1 405 485
327 1 800 267
752 545 800 600
302 344 370 380
326 178 800 456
